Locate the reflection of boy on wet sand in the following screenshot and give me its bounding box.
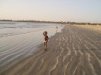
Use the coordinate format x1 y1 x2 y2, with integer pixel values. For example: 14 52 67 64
43 31 49 51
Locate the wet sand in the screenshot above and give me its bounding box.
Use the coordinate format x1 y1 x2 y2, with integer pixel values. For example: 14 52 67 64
0 25 101 75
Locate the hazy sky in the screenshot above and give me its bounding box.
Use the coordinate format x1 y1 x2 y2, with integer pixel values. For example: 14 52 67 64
0 0 101 23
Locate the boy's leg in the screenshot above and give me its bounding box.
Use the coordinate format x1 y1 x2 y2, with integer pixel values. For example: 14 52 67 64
44 41 48 51
44 42 45 47
44 42 46 50
46 42 47 49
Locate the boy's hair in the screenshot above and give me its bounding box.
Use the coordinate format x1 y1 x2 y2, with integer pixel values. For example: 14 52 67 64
43 31 48 36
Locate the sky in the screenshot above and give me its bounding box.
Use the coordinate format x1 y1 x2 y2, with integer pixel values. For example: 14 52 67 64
0 0 101 23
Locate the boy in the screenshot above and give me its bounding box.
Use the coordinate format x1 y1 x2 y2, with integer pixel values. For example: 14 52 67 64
43 31 49 51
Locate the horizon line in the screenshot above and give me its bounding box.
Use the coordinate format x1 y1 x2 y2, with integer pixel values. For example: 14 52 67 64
0 19 101 24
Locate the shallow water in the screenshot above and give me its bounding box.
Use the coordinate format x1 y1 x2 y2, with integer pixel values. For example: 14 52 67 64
0 22 63 68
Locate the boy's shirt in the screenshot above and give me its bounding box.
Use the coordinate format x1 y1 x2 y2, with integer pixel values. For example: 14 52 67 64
45 36 48 41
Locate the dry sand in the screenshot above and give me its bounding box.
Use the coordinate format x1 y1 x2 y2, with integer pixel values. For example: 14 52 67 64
74 25 101 33
0 25 101 75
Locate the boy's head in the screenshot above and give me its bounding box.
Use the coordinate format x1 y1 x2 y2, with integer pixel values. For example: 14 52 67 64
43 31 48 36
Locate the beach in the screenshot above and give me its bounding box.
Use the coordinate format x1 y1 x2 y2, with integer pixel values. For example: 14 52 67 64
0 24 101 75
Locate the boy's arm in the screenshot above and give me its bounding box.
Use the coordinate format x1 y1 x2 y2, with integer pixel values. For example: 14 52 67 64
48 36 49 39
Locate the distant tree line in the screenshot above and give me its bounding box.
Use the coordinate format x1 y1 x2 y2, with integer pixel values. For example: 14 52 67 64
66 22 101 25
0 19 101 25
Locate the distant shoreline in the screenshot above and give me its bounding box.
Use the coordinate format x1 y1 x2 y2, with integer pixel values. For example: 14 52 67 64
0 20 65 24
0 19 101 25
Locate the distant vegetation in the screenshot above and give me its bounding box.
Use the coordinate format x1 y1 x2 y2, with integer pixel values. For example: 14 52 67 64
0 19 101 25
66 22 101 25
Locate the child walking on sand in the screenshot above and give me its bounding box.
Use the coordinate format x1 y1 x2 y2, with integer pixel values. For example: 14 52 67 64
43 31 49 51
